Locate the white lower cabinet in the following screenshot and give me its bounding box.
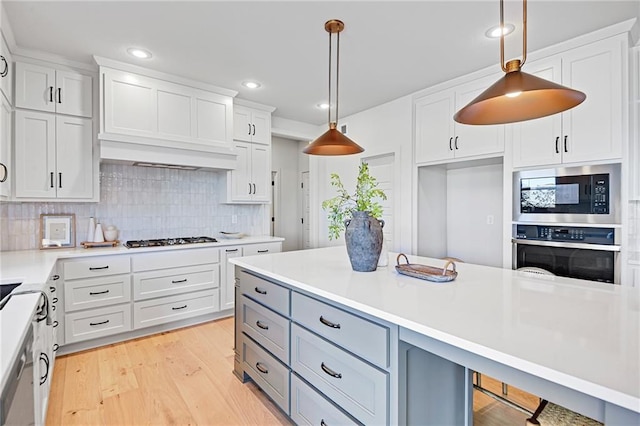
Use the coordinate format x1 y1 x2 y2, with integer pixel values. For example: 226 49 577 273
64 303 132 344
291 373 359 426
133 289 218 329
221 246 243 310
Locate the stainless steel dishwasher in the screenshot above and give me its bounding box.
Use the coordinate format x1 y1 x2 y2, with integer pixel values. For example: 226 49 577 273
0 325 35 425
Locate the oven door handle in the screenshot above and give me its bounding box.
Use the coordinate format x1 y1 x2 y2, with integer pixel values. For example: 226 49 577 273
512 238 621 252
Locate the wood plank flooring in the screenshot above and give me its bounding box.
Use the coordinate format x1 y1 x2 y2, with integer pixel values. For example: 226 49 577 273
47 317 539 426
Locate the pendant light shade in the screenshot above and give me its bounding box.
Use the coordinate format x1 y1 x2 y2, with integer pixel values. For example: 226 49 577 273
454 0 586 125
304 19 364 155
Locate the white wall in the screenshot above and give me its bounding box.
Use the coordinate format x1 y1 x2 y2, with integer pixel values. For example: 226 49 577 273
310 95 414 253
271 136 303 252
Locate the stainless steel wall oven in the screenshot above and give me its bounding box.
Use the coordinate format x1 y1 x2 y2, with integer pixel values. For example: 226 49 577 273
513 224 620 284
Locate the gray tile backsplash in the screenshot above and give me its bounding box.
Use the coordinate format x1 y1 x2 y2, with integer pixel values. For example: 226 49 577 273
0 163 265 251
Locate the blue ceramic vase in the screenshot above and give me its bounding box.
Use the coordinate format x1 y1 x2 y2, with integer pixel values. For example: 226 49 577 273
344 211 385 272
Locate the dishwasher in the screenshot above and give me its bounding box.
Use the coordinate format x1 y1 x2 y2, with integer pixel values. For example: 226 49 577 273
0 325 35 425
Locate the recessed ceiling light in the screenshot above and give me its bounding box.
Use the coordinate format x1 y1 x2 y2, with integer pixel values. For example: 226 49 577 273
317 103 330 110
242 81 261 89
485 23 515 38
127 47 152 59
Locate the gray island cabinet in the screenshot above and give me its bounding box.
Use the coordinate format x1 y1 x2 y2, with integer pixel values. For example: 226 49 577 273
231 246 640 425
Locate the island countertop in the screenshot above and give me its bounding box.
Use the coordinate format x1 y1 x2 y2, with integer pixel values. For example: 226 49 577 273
230 246 640 414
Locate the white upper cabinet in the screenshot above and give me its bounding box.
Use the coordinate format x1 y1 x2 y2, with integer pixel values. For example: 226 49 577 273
233 105 271 145
101 67 233 149
15 62 92 118
226 141 270 203
512 35 625 168
415 74 504 164
15 110 93 199
0 35 13 105
0 94 11 199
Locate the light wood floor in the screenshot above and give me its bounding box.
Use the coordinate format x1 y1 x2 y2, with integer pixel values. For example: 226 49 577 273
47 317 539 426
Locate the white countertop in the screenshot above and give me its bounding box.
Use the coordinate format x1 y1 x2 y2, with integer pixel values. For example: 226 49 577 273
0 236 283 393
230 246 640 413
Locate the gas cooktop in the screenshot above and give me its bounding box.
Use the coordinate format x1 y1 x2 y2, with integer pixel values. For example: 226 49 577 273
124 236 218 248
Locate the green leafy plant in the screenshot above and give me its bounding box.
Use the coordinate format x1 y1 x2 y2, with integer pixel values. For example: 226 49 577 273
322 162 387 240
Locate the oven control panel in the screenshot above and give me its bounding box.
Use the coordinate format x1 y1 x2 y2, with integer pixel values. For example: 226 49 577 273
515 224 615 245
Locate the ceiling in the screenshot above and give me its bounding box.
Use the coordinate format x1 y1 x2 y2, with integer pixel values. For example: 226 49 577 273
3 1 639 126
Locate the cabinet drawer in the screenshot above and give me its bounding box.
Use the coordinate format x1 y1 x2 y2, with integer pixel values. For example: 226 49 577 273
242 242 281 256
241 296 289 363
64 274 132 312
242 335 290 415
64 255 130 279
133 264 219 301
65 304 132 344
291 373 360 426
133 289 218 329
292 292 390 368
291 324 388 426
132 248 219 272
239 270 289 316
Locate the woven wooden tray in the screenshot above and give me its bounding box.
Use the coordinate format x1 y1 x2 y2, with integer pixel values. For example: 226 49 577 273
395 253 458 283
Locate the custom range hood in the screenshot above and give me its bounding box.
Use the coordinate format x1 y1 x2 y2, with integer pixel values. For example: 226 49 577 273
99 136 238 172
95 56 239 172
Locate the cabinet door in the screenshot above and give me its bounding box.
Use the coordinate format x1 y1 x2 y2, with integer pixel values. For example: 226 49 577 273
251 144 270 202
156 81 192 140
511 56 564 168
233 106 252 142
221 246 243 310
0 36 13 105
561 36 623 164
55 70 92 118
15 62 56 113
193 90 232 147
229 142 252 201
15 110 56 198
0 95 11 198
250 110 271 145
55 115 93 199
103 69 157 137
453 76 505 159
414 90 454 163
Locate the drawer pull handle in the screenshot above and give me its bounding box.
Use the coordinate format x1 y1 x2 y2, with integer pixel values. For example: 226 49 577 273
257 249 269 253
255 362 268 374
39 353 50 385
52 275 60 281
49 286 56 292
52 344 59 352
171 279 187 284
89 266 109 271
319 316 341 329
256 320 269 330
226 249 238 252
254 287 267 295
321 362 342 379
89 319 109 326
89 290 109 296
172 305 187 311
321 420 328 426
52 297 58 303
53 320 59 328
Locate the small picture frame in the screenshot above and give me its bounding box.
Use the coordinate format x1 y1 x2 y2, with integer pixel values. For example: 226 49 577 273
40 214 76 249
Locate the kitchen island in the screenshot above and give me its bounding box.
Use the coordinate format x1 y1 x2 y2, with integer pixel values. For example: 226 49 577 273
231 246 640 425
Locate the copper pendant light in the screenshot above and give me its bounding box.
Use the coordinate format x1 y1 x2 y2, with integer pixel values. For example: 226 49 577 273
454 0 586 125
303 20 364 155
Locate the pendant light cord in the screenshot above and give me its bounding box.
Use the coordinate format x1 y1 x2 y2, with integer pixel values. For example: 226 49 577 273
500 0 527 72
336 31 340 126
328 30 332 125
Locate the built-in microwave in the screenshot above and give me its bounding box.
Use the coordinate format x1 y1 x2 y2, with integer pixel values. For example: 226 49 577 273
513 164 620 224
